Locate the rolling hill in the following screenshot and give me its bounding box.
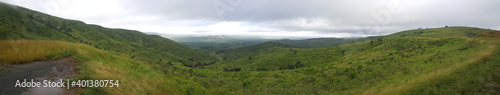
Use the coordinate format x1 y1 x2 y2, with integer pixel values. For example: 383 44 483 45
171 35 274 52
201 27 500 94
271 38 346 48
0 2 217 66
170 35 241 43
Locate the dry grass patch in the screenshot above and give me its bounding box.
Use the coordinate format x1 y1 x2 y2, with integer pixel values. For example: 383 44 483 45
0 40 76 65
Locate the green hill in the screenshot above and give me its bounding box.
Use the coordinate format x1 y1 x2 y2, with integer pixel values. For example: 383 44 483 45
171 35 240 43
384 26 492 39
202 27 500 94
272 38 346 48
172 35 273 52
0 40 188 94
217 42 295 59
0 2 217 65
270 26 491 49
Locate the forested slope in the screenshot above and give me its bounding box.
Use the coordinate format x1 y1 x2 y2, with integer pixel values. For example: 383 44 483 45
0 2 217 65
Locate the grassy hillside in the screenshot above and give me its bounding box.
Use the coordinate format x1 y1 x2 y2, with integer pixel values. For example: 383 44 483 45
173 35 272 52
385 26 492 39
272 38 344 48
271 37 374 48
399 31 500 94
0 2 217 66
270 26 491 49
3 30 498 94
200 27 500 94
216 42 295 59
180 41 263 52
0 40 200 94
172 35 241 43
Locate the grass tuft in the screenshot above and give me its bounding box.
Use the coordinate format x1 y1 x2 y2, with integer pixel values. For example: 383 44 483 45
0 40 76 64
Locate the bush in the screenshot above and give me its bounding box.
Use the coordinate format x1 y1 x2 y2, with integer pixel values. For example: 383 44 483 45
257 67 268 71
295 61 305 68
223 67 242 72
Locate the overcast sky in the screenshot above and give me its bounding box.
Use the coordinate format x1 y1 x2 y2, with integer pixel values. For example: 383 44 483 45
2 0 499 38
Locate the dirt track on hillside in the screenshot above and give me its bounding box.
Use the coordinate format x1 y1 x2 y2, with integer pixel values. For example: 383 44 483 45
362 38 499 95
0 58 79 95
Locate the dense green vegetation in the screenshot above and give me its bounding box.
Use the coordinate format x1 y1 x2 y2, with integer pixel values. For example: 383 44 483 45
1 2 499 95
272 38 347 48
180 41 262 52
178 36 370 52
200 28 500 94
0 2 217 66
172 35 272 52
171 35 267 43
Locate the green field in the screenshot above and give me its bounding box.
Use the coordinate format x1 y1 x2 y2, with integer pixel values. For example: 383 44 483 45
1 2 499 95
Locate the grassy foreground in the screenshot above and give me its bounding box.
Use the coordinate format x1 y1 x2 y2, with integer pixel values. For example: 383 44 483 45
0 40 185 94
1 31 499 95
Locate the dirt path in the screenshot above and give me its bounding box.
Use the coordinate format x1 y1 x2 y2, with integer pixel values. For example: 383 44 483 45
0 58 79 95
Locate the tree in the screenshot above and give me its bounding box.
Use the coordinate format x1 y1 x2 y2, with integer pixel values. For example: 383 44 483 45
287 65 295 69
295 61 305 68
257 67 267 71
223 67 242 72
341 50 346 56
377 38 383 42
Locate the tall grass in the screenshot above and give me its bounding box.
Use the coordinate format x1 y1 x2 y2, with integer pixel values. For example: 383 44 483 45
0 40 76 64
402 38 500 94
0 40 183 94
73 45 183 94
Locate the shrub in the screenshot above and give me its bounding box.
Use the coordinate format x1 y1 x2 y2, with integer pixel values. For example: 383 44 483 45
256 67 267 71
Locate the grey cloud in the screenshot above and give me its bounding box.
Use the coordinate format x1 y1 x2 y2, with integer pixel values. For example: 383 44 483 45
2 0 500 38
